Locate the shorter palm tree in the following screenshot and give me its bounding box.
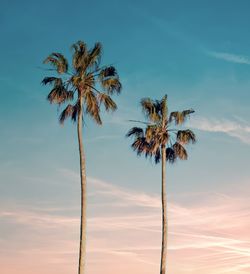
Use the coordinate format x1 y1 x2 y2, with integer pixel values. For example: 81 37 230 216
126 95 196 274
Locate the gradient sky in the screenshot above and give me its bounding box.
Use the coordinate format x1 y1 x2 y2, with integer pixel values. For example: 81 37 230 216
1 1 250 274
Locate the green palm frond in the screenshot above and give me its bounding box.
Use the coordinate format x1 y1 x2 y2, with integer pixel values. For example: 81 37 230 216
176 129 196 144
169 109 195 125
173 142 188 160
43 53 68 74
98 93 117 112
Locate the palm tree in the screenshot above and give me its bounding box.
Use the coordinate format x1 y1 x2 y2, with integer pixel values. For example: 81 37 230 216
126 95 196 274
42 41 122 274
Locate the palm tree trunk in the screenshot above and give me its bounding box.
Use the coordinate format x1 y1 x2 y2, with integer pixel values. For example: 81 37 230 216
160 145 167 274
77 97 87 274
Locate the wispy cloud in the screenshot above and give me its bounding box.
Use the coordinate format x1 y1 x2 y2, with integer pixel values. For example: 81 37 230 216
1 173 250 274
188 117 250 144
207 51 250 65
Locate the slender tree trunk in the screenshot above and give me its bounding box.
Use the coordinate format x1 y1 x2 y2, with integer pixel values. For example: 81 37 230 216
77 97 87 274
160 145 167 274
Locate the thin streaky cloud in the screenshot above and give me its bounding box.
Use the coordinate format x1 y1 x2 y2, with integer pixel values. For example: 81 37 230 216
188 117 250 144
207 51 250 65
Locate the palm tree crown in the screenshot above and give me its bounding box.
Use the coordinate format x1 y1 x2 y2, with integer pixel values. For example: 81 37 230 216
126 95 196 164
42 41 122 124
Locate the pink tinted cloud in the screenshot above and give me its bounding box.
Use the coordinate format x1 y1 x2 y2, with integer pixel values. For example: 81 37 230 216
0 174 249 274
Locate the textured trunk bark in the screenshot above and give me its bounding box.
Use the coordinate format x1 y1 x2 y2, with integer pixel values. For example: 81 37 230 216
160 145 167 274
77 97 87 274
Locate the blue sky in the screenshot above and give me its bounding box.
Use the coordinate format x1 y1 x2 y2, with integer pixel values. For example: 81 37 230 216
1 1 250 273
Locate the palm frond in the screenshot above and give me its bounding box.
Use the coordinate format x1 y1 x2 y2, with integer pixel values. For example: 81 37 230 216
59 104 74 124
160 95 168 120
126 127 144 138
41 77 62 86
169 109 195 125
145 125 156 142
131 137 150 156
141 98 161 122
87 42 102 70
173 142 188 160
149 139 161 154
71 101 81 122
43 53 68 74
166 147 176 163
71 41 88 71
83 89 102 125
154 148 161 164
99 66 117 78
100 77 122 95
98 93 117 112
47 87 74 104
176 129 196 144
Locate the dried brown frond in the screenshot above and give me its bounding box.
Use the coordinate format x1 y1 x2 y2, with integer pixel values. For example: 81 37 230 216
83 89 102 125
41 77 62 86
173 142 188 160
166 147 176 163
71 41 88 72
47 87 74 105
131 137 150 156
169 109 195 125
145 125 154 142
87 42 102 70
176 129 196 144
99 66 117 78
100 77 122 95
43 53 68 74
126 127 144 138
141 98 161 122
59 104 74 124
98 93 117 112
154 148 161 164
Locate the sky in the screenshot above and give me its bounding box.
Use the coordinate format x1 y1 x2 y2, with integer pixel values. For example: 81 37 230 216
0 0 250 273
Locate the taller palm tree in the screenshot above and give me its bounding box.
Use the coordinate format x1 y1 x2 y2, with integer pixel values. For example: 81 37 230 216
126 95 196 274
42 41 122 274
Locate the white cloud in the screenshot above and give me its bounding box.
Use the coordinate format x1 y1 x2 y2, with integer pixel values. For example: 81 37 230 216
188 117 250 144
207 51 250 65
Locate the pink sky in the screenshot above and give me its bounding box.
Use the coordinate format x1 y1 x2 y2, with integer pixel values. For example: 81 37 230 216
1 174 250 274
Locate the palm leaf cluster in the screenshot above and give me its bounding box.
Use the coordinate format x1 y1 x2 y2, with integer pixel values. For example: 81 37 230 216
42 41 122 125
126 95 196 164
